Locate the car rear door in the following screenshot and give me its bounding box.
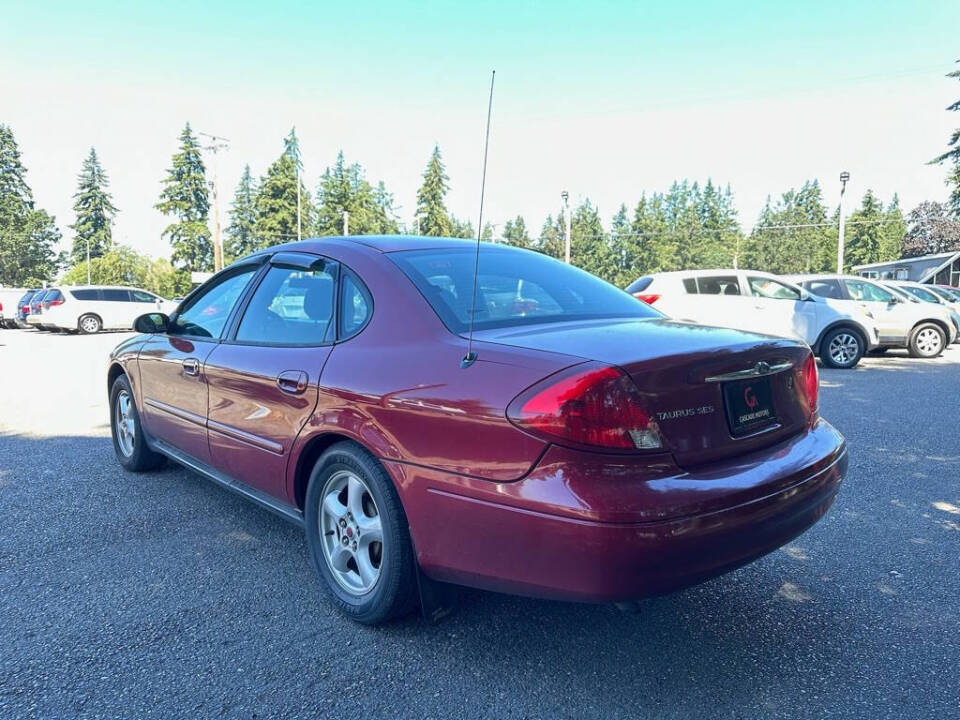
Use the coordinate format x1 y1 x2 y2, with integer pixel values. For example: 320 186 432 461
744 274 811 342
204 252 340 500
137 261 263 464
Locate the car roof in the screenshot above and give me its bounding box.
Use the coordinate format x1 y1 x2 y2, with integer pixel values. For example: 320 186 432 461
261 235 493 256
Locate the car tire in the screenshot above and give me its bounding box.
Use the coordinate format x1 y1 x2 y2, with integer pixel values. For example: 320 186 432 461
79 314 102 334
304 441 418 625
109 374 165 472
819 327 864 369
908 323 946 359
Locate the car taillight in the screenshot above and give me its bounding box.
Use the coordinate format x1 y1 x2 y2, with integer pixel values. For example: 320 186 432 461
48 298 64 306
796 353 819 418
507 363 662 451
633 293 660 305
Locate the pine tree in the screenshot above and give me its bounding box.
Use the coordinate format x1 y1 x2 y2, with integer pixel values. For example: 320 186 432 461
70 148 117 263
631 193 674 272
878 195 906 261
314 152 398 236
502 215 530 248
534 214 563 258
156 123 212 272
416 144 454 236
0 124 61 285
843 190 885 270
570 199 612 280
608 204 633 286
930 60 960 218
224 165 258 262
744 181 831 273
255 128 313 246
450 215 474 239
480 222 494 242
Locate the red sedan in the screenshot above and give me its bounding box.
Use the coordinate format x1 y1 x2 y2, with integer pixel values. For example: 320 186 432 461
108 236 846 624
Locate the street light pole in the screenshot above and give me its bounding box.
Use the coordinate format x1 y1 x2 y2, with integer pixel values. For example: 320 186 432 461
198 131 230 271
343 210 349 236
561 190 571 264
836 171 850 274
296 165 302 242
86 238 90 285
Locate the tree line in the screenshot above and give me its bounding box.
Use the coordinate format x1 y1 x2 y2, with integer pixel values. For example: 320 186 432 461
1 60 958 291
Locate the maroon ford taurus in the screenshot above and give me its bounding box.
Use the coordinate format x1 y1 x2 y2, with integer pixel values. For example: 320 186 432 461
108 236 846 624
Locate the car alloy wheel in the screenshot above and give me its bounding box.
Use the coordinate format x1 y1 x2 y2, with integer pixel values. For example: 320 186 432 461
114 389 136 457
828 332 860 366
319 469 384 596
915 327 943 357
80 315 101 333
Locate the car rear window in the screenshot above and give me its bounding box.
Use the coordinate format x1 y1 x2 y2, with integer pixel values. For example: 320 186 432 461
44 290 64 303
391 247 661 333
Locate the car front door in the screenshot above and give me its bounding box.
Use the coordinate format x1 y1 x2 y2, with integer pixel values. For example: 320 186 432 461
843 278 905 343
204 253 339 500
137 262 262 464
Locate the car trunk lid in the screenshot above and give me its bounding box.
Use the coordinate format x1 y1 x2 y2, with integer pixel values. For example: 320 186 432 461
472 318 814 468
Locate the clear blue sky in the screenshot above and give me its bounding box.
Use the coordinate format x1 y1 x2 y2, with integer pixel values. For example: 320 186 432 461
3 0 958 256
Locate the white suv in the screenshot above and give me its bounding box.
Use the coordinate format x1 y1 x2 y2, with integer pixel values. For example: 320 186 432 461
627 269 879 369
41 286 177 334
789 274 955 358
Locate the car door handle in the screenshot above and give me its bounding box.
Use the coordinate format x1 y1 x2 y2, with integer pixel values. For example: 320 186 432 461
277 370 308 395
182 358 200 376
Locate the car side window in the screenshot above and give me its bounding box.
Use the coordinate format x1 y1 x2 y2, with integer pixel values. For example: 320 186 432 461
71 289 100 301
235 263 339 346
806 280 844 300
696 275 740 295
845 280 893 303
102 289 131 302
747 276 801 301
170 268 258 339
682 278 698 293
131 290 156 302
339 269 372 340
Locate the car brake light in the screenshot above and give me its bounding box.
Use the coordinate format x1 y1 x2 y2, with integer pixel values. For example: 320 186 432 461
633 293 660 305
507 363 662 450
796 353 819 418
49 298 64 306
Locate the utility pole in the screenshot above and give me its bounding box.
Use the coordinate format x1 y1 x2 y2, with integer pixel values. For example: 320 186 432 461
86 238 91 285
343 210 349 236
296 166 302 241
561 190 571 264
198 131 230 271
836 171 850 274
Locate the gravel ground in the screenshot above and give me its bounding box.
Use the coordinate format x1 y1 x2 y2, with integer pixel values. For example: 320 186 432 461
1 328 958 719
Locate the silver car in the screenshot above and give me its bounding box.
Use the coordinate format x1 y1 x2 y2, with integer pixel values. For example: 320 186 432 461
789 274 955 359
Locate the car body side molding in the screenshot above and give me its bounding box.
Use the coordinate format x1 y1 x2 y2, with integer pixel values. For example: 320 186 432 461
148 435 304 527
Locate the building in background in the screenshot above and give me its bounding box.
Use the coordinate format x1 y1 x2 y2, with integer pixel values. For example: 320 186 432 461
854 251 960 286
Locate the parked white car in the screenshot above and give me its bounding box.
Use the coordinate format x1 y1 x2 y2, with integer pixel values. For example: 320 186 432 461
788 274 955 358
627 269 879 369
40 286 177 334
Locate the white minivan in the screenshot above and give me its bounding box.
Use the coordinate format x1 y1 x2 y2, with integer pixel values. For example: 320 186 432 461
627 269 880 369
41 286 177 334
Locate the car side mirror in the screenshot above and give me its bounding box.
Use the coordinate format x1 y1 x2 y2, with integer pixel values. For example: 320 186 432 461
134 312 169 334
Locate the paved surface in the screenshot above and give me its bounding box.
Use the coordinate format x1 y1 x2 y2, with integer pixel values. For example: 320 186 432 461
1 328 958 719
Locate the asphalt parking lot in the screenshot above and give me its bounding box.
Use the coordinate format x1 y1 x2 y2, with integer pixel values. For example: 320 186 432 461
1 329 959 719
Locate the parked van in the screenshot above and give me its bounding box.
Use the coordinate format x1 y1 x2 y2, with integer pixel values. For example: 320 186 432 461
41 286 177 333
627 269 879 369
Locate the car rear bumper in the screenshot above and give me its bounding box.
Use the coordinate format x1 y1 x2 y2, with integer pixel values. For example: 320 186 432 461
390 418 846 603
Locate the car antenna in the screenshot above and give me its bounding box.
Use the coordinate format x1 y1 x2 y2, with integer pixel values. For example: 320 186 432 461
461 69 496 370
